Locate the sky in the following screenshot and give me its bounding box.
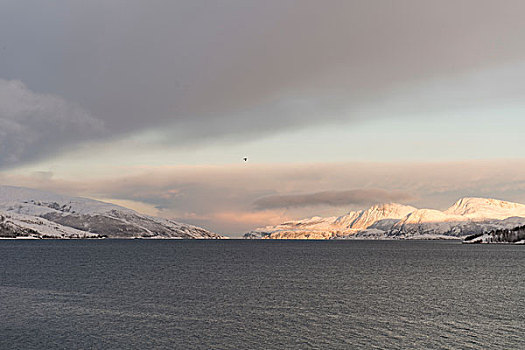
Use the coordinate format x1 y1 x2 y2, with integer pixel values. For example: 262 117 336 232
2 0 525 236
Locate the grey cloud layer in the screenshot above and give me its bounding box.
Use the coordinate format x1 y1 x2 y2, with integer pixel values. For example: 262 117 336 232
2 1 525 166
253 189 414 209
0 79 104 166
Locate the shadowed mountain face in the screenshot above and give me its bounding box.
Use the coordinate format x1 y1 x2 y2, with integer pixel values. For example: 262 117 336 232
246 198 525 240
0 186 223 239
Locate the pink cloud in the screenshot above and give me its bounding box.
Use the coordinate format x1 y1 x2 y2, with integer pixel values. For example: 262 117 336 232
3 159 525 234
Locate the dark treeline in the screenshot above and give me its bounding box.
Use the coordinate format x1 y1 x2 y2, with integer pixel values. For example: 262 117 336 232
484 225 525 243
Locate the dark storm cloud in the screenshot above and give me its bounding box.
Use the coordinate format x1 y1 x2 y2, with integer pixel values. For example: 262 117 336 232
253 189 415 210
1 0 525 166
0 79 104 167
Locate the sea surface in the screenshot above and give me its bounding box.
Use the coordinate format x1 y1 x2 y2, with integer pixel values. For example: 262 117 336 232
0 240 523 349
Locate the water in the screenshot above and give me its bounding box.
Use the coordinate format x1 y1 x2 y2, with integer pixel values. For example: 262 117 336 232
0 240 523 349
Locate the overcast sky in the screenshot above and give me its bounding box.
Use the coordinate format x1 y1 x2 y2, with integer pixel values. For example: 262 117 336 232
2 1 525 235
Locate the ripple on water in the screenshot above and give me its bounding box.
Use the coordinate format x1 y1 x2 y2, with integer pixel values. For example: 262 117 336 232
0 240 523 349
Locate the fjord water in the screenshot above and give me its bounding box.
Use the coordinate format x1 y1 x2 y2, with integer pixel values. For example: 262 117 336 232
0 240 523 349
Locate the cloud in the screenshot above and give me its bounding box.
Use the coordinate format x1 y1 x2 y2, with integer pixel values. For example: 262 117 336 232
5 160 525 234
253 189 415 210
2 1 525 166
0 79 104 167
165 210 290 238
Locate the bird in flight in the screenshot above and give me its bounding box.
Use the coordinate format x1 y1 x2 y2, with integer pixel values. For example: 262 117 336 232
243 157 248 162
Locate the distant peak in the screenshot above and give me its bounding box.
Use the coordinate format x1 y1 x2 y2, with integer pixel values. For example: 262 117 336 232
335 202 416 230
446 197 525 218
342 202 414 216
369 202 414 210
450 197 517 209
363 203 418 216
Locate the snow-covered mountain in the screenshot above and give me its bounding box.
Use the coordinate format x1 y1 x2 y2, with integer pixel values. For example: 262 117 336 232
245 197 525 240
0 186 223 239
445 197 525 218
245 203 417 239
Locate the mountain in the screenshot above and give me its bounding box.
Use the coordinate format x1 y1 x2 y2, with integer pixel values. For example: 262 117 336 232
0 186 223 239
334 203 417 230
245 203 416 239
245 197 525 241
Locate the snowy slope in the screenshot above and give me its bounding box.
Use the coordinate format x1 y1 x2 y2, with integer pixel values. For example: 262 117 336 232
246 198 525 240
445 197 525 219
334 203 416 230
246 203 417 239
0 186 223 239
389 209 469 236
0 186 121 216
244 215 339 239
0 211 100 238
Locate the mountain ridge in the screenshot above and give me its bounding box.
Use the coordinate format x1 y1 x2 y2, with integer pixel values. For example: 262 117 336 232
0 186 224 239
245 197 525 240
